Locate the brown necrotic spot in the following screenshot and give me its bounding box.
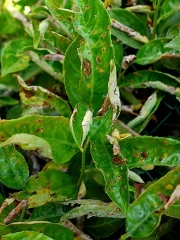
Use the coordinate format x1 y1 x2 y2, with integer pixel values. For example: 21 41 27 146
35 128 44 134
158 193 169 205
35 119 42 124
83 59 91 77
96 56 101 64
140 151 148 158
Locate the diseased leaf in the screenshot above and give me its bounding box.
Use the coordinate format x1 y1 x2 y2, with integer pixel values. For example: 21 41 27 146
126 165 180 238
108 60 121 120
0 134 53 160
25 169 77 208
0 145 29 190
0 222 73 240
70 104 92 150
127 91 164 133
120 136 180 169
18 75 71 118
65 0 114 113
135 38 170 65
61 199 125 220
2 231 53 240
32 19 49 49
43 31 71 53
45 0 76 39
120 70 180 101
89 110 129 214
0 115 79 164
1 39 32 77
109 9 148 49
165 199 180 219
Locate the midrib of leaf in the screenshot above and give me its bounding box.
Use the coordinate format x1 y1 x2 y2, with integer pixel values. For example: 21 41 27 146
1 147 24 187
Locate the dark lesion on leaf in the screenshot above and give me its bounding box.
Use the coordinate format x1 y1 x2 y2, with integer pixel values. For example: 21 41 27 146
96 56 101 64
158 193 170 205
35 128 44 134
140 151 148 158
83 59 91 77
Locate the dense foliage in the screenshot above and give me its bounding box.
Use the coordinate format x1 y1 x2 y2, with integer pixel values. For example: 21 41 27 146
0 0 180 239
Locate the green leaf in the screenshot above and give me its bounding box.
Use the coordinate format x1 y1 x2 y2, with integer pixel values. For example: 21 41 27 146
27 51 64 82
164 35 180 51
165 199 180 219
158 0 180 22
89 110 129 214
45 0 76 39
90 139 129 214
64 36 83 108
166 23 180 38
135 38 170 65
0 115 79 164
120 136 180 169
32 19 49 49
30 203 70 222
0 134 53 160
1 39 32 77
0 96 18 107
157 10 180 37
127 91 164 133
109 9 148 49
61 199 125 220
126 165 180 238
43 31 71 54
2 231 53 240
84 217 124 239
120 70 180 100
0 145 29 190
18 75 71 118
27 6 50 20
0 222 73 240
66 0 114 113
26 169 77 208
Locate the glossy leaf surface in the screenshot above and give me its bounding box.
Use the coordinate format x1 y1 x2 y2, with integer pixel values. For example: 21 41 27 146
120 136 180 169
0 222 73 240
0 115 79 164
135 38 170 65
65 0 114 113
165 35 180 51
126 165 180 238
0 145 29 189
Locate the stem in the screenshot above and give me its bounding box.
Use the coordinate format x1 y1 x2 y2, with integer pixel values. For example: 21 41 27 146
77 139 89 188
19 206 26 222
152 0 162 39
